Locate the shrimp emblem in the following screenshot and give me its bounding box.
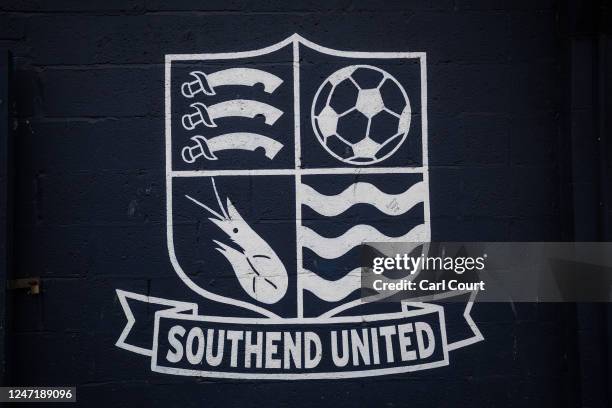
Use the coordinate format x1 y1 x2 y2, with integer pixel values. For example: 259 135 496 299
185 179 288 304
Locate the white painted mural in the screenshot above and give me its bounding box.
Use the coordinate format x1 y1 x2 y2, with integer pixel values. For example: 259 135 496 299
115 34 483 380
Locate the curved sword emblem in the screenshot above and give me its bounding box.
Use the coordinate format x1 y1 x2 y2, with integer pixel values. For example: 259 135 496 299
181 134 284 162
181 100 283 130
181 68 283 98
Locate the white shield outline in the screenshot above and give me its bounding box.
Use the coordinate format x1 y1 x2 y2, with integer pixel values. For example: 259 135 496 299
106 34 485 380
165 34 431 319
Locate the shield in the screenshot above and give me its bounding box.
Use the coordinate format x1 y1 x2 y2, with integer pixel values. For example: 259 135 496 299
166 34 430 319
113 34 483 379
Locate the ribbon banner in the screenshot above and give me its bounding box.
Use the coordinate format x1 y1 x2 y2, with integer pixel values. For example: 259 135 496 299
116 290 482 380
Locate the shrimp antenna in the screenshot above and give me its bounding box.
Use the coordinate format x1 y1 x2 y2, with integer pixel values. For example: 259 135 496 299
211 178 230 220
185 194 225 220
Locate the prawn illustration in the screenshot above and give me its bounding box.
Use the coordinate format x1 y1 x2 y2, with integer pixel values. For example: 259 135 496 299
185 178 288 304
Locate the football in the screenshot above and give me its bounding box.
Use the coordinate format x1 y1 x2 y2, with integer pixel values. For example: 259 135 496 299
311 65 411 165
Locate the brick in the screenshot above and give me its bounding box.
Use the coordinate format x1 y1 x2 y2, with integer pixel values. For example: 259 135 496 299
16 118 163 173
143 0 452 12
39 277 150 333
28 15 149 65
10 332 96 385
505 61 559 113
147 12 434 57
509 112 558 166
13 69 44 118
41 67 161 117
0 1 586 401
89 225 174 278
145 0 356 12
428 168 465 216
508 216 562 240
460 167 515 217
13 225 93 278
507 11 557 62
13 224 173 279
455 0 555 10
430 112 509 166
14 170 164 226
326 0 453 12
570 108 598 182
0 0 145 12
511 167 559 217
0 15 25 40
446 12 509 63
514 321 571 376
430 215 510 240
430 63 513 115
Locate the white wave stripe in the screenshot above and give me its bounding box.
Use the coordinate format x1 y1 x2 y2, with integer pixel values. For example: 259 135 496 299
301 181 426 217
301 266 426 302
301 268 361 302
301 223 430 259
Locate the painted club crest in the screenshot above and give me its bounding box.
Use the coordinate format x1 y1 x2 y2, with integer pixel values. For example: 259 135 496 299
116 34 483 379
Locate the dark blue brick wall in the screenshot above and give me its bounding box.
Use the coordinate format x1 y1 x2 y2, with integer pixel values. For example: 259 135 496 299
0 1 607 407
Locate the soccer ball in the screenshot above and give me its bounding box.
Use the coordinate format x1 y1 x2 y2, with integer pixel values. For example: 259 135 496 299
311 65 411 165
